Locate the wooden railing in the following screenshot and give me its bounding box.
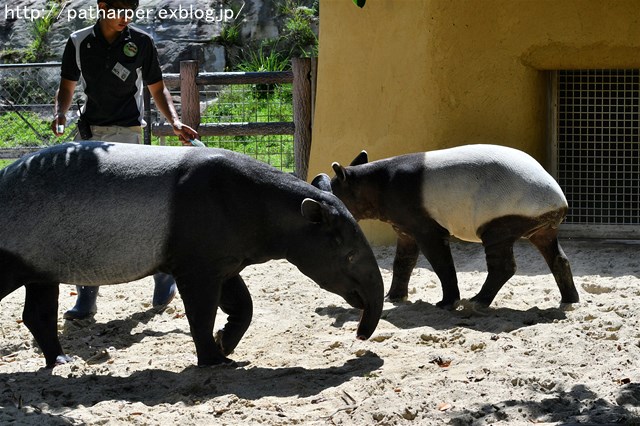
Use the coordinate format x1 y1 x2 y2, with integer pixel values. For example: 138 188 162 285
150 58 316 179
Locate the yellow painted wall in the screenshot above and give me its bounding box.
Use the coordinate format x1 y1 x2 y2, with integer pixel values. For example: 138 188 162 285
309 0 640 245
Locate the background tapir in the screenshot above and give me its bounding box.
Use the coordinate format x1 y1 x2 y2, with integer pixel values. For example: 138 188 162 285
330 144 579 308
0 142 384 368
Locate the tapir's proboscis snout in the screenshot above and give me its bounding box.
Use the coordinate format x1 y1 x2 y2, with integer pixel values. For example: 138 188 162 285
354 283 384 340
338 267 384 340
0 142 385 369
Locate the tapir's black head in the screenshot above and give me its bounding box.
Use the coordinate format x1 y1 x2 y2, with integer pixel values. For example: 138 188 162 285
287 173 383 340
330 151 372 220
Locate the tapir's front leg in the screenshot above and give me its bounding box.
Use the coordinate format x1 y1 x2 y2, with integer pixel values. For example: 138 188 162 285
215 274 253 355
22 283 71 368
177 276 235 366
387 232 420 302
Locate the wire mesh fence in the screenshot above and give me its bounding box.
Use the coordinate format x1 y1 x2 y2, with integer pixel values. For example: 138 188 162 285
0 63 296 172
0 63 78 148
153 82 295 172
555 69 640 226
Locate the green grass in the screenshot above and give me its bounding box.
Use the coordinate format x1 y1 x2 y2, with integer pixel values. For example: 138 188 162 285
0 111 53 147
0 159 14 169
156 83 296 172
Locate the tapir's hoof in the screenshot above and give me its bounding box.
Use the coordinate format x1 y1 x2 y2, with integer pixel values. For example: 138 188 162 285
560 296 580 304
435 299 459 310
457 299 491 315
46 354 74 368
385 292 408 303
63 309 96 321
198 357 238 368
468 295 491 306
214 330 233 356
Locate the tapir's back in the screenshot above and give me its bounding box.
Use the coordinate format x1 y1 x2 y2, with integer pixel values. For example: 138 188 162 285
421 144 567 242
0 142 192 284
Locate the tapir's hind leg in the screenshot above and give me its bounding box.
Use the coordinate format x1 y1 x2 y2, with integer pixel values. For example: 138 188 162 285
528 226 579 303
471 240 517 307
415 226 459 309
215 274 253 356
473 219 524 306
22 283 71 368
387 233 420 302
176 274 235 366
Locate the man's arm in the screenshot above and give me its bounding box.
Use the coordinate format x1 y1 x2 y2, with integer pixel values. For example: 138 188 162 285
147 80 199 145
51 78 77 136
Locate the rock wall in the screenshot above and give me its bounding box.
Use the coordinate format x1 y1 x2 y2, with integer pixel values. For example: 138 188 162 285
1 0 313 72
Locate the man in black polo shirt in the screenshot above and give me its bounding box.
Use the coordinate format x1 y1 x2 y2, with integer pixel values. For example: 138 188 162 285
50 0 199 319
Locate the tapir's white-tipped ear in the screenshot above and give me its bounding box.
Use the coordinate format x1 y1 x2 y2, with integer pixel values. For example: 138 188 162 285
311 173 332 192
332 162 347 181
301 198 325 223
350 150 368 166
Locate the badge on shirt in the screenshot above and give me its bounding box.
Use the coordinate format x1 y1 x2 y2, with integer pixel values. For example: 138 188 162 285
112 62 131 81
123 42 138 57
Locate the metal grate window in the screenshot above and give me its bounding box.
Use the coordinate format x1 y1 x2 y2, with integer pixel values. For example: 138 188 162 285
553 69 640 237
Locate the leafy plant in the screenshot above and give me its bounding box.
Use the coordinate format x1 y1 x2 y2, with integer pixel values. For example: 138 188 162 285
0 49 25 63
237 41 291 73
216 23 242 46
24 1 64 62
353 0 366 8
277 0 318 57
216 0 247 45
237 42 292 98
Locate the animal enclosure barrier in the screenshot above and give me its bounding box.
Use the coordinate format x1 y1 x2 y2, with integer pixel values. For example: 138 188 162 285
551 69 640 238
0 62 78 157
0 60 316 178
151 59 316 179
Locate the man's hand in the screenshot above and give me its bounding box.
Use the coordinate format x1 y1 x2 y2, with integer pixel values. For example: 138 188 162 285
51 114 67 136
172 121 200 146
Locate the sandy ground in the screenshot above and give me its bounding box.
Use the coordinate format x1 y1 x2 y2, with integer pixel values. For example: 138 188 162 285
1 239 640 425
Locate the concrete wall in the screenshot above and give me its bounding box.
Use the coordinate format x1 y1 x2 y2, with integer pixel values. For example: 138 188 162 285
309 0 640 244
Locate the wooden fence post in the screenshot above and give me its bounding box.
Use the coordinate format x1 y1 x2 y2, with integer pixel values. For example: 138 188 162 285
180 60 200 132
310 57 318 130
292 57 312 181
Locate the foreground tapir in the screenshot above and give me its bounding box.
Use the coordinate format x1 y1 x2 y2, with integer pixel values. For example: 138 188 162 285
0 141 384 368
330 144 579 308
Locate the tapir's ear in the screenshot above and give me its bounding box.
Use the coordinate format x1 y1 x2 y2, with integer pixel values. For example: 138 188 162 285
301 198 326 223
332 162 347 181
350 150 368 166
311 173 333 192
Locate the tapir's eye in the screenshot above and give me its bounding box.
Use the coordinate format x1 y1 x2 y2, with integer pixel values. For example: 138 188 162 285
347 251 356 263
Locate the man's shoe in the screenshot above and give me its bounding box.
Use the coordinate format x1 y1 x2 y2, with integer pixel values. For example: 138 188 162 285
152 273 177 307
63 286 98 320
